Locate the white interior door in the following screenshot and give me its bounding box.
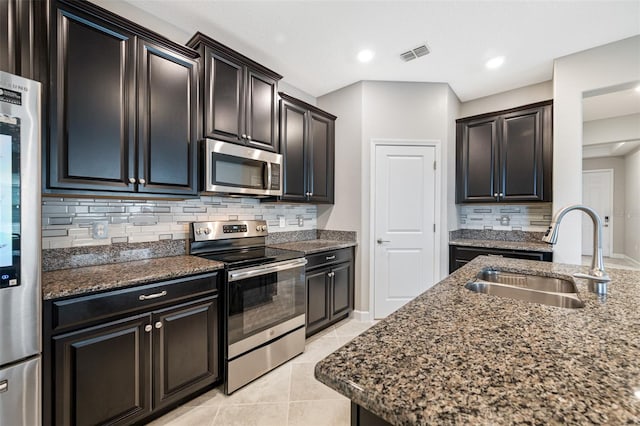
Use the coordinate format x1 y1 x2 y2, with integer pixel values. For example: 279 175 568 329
374 144 437 318
582 170 613 256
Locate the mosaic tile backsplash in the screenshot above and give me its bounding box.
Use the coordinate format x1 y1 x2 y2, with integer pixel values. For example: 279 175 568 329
42 196 317 249
458 203 552 232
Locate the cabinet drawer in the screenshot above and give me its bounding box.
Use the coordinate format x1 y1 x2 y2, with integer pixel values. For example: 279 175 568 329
305 248 353 270
50 272 218 333
449 245 552 273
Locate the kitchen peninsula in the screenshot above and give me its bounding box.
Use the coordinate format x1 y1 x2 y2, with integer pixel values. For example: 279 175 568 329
315 256 640 425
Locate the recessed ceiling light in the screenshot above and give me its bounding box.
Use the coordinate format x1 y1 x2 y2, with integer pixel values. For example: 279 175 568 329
486 56 505 69
357 49 375 63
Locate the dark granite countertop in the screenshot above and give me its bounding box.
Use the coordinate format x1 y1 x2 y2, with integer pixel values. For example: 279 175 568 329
449 238 553 252
43 256 224 300
315 256 640 425
268 239 357 254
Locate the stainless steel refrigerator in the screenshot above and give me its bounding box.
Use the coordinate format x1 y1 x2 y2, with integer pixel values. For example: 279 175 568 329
0 71 41 425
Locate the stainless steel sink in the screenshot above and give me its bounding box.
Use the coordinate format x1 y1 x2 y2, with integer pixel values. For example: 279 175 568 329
476 269 578 293
465 269 584 309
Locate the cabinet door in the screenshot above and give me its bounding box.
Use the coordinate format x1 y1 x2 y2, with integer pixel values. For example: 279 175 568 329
49 6 136 192
456 117 499 203
306 268 330 337
138 40 198 195
499 104 551 202
308 111 335 204
331 262 352 318
280 98 309 201
204 48 244 143
0 0 39 78
152 297 219 409
245 69 278 151
53 314 151 426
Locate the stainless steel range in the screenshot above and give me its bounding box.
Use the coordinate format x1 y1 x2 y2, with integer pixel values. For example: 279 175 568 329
189 220 306 394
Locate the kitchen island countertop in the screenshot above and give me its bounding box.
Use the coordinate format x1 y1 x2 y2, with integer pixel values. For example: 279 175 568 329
42 255 224 300
315 256 640 425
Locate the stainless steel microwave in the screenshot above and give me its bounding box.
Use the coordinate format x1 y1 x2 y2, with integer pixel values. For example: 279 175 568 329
203 139 282 196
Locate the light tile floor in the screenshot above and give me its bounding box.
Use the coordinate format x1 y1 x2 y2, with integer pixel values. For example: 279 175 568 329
147 318 376 426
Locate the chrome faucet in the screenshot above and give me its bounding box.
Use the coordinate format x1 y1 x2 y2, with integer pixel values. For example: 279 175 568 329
542 204 611 295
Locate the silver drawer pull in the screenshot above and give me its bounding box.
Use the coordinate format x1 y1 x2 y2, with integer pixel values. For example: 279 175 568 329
0 380 7 393
139 290 167 301
325 255 336 261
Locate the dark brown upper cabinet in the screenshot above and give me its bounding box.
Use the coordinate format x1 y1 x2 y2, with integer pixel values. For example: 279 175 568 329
46 0 199 197
279 93 336 204
456 100 553 203
187 32 281 152
0 0 45 79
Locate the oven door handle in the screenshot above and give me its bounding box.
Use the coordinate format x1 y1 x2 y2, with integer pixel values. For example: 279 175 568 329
228 258 307 282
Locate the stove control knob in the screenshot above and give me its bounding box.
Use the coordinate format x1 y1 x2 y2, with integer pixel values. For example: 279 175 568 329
203 228 211 235
256 225 261 232
261 225 267 231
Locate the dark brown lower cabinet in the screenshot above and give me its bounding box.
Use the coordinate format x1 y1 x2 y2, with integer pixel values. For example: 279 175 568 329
351 402 392 426
53 314 151 426
44 273 221 425
449 245 552 273
306 248 354 337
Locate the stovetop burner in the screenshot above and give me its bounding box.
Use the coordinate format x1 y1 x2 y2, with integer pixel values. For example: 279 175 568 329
188 220 304 269
197 246 303 269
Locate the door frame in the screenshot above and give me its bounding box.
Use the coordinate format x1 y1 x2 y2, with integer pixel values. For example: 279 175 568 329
581 168 614 257
369 139 442 319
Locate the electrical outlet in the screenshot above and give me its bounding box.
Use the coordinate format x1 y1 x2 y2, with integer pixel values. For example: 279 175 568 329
92 221 108 239
297 215 304 227
279 216 286 228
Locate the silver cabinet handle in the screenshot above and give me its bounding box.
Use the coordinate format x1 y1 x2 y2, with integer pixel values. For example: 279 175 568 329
325 255 336 261
328 272 335 278
139 290 167 301
242 134 247 139
0 380 8 393
144 324 152 332
139 178 146 185
247 135 252 140
499 193 504 197
229 258 308 282
377 238 390 244
129 177 136 184
493 192 498 197
155 321 163 329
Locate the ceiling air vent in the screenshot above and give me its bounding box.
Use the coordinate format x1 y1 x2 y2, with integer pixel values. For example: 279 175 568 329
400 44 431 62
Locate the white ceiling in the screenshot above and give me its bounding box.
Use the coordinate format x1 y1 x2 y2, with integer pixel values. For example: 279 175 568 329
94 0 640 102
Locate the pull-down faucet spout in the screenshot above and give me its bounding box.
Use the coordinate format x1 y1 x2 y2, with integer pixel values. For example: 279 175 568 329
543 205 611 295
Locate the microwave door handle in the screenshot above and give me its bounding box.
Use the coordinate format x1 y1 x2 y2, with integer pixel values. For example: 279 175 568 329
264 162 272 190
229 258 308 282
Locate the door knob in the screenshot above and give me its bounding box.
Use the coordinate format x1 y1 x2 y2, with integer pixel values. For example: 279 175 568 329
377 238 390 244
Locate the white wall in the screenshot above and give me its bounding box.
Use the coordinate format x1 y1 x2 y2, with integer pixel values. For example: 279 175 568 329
553 35 640 264
459 81 553 118
278 81 317 106
624 148 640 263
583 113 640 146
316 82 364 312
318 81 459 316
582 157 626 255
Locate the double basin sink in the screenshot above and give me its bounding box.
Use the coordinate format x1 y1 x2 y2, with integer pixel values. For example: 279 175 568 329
465 269 584 309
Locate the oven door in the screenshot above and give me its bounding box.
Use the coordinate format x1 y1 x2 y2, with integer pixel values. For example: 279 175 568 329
227 258 307 359
204 139 282 196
